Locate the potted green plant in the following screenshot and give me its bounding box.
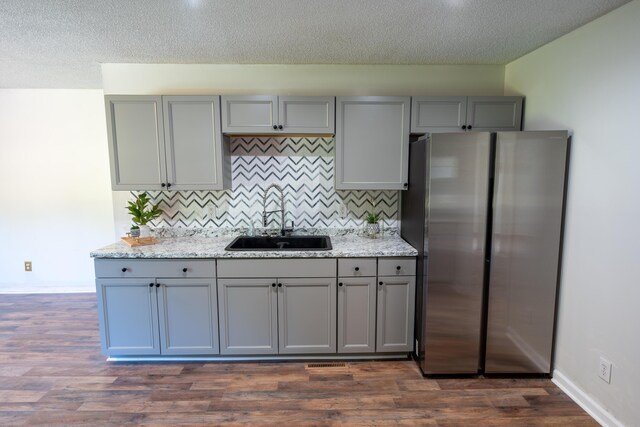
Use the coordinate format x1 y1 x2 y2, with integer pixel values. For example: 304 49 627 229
365 211 381 238
127 192 163 238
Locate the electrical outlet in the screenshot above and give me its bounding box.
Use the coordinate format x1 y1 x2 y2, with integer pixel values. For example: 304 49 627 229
24 261 32 272
598 356 612 383
339 203 348 218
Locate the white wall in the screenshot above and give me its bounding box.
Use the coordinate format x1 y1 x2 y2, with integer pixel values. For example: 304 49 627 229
504 1 640 425
101 64 505 95
0 90 115 292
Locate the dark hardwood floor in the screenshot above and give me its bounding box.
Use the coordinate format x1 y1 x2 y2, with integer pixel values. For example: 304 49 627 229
0 293 596 426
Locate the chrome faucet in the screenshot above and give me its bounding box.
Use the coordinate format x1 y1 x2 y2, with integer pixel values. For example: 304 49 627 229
261 184 293 236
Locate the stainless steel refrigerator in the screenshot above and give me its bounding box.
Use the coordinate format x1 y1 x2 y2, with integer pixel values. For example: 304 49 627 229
401 131 569 375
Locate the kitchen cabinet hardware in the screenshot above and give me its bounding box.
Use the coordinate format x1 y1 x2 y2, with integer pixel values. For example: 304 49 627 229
182 268 188 272
277 283 282 287
272 283 276 287
396 266 401 270
338 282 343 287
161 183 166 187
156 283 161 287
122 267 127 272
354 267 360 272
149 283 154 287
379 281 383 286
462 125 467 130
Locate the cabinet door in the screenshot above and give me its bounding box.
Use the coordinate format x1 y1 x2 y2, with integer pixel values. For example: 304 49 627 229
156 279 219 355
336 96 410 190
163 96 229 190
411 96 467 133
96 279 160 356
466 96 523 131
337 277 377 353
376 276 415 353
278 278 337 354
217 279 278 355
105 96 166 190
221 96 278 134
278 96 335 134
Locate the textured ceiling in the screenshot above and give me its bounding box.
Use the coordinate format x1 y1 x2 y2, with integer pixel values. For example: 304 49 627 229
0 0 632 88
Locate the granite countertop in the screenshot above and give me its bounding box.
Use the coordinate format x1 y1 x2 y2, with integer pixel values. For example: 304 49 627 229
90 234 418 259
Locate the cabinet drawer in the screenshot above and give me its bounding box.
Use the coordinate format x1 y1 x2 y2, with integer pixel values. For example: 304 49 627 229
217 258 336 278
338 258 376 277
377 258 416 277
95 259 216 278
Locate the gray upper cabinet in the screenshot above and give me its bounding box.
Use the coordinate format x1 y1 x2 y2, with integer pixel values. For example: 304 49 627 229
105 96 166 190
163 96 230 190
221 96 278 134
156 278 219 356
278 278 337 354
221 96 335 134
336 96 410 190
278 96 335 134
105 95 230 191
411 96 467 133
466 96 523 131
410 96 523 133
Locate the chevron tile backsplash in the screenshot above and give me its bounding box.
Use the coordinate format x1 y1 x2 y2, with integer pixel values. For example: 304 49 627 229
142 137 398 229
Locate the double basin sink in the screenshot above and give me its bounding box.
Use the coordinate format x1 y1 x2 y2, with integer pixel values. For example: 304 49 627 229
225 235 332 251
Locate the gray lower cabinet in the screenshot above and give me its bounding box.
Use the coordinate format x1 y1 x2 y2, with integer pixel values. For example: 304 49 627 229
94 259 218 356
410 96 523 133
157 279 219 355
279 278 337 354
96 278 161 356
217 279 279 355
337 277 377 353
376 275 416 353
217 277 337 355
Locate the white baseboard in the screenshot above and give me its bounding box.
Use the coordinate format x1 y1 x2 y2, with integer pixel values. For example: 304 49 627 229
0 281 95 294
552 369 624 427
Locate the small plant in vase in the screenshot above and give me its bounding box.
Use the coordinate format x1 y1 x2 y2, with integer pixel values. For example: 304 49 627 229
127 192 163 238
365 211 381 238
129 225 140 238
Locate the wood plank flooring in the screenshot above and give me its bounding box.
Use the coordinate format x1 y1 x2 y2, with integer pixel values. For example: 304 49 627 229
0 293 597 426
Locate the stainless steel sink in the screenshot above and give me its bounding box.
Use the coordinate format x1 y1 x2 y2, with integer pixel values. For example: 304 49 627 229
225 235 332 251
